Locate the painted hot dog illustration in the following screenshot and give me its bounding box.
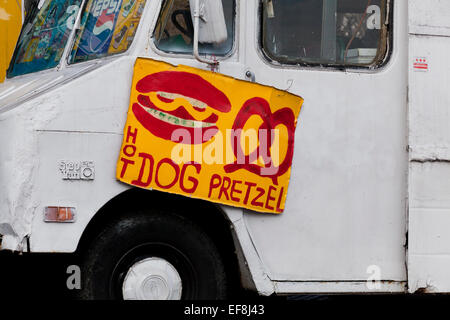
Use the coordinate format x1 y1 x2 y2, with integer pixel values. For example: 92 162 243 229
132 71 231 144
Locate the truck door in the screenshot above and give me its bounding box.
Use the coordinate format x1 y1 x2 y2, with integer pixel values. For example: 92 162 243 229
241 0 408 290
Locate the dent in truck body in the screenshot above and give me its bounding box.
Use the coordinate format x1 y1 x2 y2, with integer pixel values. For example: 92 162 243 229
0 93 60 251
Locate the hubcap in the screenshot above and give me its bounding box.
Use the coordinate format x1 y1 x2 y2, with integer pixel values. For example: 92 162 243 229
122 257 182 300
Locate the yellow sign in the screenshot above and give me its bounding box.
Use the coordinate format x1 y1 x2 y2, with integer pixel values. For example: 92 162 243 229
0 0 22 82
117 58 303 213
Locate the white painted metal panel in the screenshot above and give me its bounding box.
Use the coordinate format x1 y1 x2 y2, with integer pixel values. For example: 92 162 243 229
408 36 450 160
409 0 450 37
274 280 406 294
32 131 128 252
408 0 450 293
0 57 135 252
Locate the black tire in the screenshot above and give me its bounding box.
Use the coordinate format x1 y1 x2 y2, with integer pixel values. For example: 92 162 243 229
78 211 228 300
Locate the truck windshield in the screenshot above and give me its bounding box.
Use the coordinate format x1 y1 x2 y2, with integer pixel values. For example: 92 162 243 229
7 0 83 78
69 0 147 63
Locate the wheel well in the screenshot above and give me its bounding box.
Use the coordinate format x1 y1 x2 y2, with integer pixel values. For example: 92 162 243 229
76 188 249 295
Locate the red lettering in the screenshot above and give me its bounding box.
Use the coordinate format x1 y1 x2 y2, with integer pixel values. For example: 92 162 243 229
243 182 257 205
218 177 232 201
155 158 179 189
276 187 285 213
251 187 265 207
208 174 222 198
119 157 134 178
230 180 242 202
180 163 201 193
131 153 154 187
126 126 138 144
265 185 276 211
123 144 136 157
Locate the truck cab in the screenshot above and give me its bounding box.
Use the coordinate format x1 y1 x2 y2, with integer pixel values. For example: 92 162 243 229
0 0 448 299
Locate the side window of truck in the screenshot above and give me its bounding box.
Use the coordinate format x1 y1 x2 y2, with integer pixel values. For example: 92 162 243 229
261 0 390 68
70 0 147 63
153 0 235 56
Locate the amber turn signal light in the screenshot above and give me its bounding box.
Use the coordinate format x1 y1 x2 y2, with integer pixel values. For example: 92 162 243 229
44 207 76 223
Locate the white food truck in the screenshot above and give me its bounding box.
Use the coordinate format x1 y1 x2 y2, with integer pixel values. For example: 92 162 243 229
0 0 448 300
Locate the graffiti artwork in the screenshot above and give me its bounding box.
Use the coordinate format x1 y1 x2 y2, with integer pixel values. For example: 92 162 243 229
117 58 303 213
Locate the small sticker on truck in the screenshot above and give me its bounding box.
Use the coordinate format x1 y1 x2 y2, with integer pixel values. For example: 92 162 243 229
413 57 429 72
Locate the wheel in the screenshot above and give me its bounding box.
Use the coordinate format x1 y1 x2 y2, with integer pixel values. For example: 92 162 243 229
79 211 228 300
